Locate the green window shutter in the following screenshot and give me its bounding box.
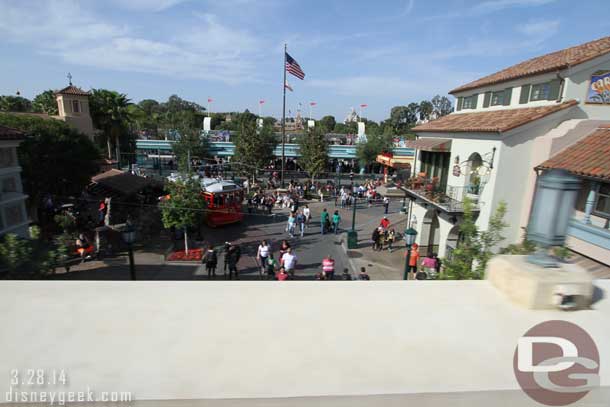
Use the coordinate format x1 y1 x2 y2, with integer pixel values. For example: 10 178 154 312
503 88 513 105
519 85 531 104
456 97 463 111
548 79 561 100
483 92 492 108
471 93 478 109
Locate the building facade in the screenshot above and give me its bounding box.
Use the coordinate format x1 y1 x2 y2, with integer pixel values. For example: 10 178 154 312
0 126 28 238
409 36 610 264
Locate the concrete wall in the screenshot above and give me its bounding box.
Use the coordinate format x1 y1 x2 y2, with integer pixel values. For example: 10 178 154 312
56 94 96 139
0 280 609 404
564 53 610 119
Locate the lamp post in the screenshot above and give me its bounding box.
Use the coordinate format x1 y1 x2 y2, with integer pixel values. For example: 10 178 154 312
403 227 418 280
121 222 137 280
346 194 358 249
526 169 580 268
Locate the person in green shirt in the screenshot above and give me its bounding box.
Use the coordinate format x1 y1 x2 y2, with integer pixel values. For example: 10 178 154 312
332 210 341 235
320 208 329 235
266 253 278 280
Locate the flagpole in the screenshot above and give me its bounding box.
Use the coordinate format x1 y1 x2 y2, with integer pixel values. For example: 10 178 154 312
281 43 287 187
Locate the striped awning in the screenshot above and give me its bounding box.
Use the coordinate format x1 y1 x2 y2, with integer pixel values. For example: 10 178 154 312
404 138 452 152
375 155 414 168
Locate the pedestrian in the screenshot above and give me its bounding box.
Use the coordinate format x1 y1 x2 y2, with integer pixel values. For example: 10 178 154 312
277 266 289 281
387 228 396 252
280 247 298 278
433 253 442 277
322 254 335 280
406 243 420 280
222 242 231 277
320 208 329 235
98 200 106 225
422 252 438 279
380 216 390 230
303 205 311 227
332 210 341 235
296 210 306 237
257 240 271 278
227 243 241 280
202 245 218 279
372 227 382 251
341 268 352 280
287 212 296 238
279 239 291 259
318 188 324 203
358 267 370 280
266 253 278 280
383 196 389 214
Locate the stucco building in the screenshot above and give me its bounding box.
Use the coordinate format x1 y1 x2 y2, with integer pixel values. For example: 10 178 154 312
0 126 28 237
54 84 95 139
408 36 610 265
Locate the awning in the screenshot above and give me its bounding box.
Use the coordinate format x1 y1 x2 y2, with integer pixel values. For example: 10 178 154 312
375 155 414 169
404 138 452 152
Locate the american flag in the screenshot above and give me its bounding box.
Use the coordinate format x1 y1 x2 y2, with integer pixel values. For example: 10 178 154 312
285 52 305 80
284 80 293 92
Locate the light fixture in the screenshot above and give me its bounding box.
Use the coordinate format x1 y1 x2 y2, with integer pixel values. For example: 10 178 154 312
404 227 418 247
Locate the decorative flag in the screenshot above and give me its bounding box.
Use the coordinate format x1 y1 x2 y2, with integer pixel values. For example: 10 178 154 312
285 53 305 80
259 100 265 104
310 102 317 106
208 98 213 103
284 80 293 92
360 104 368 108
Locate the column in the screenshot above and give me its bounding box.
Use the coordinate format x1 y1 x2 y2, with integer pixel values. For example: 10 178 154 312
583 182 599 225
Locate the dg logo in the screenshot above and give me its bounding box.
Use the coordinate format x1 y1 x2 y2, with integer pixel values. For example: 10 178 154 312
513 320 600 406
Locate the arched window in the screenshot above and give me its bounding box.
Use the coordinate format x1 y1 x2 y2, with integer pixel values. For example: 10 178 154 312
465 153 483 195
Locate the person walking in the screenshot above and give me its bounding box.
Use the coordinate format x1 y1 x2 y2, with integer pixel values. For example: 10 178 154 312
222 242 231 277
383 196 390 214
421 252 438 279
277 266 289 281
287 212 296 238
202 245 218 279
380 216 390 230
332 210 341 235
226 243 241 280
406 243 420 280
320 208 329 235
358 267 370 280
303 205 311 228
341 268 352 280
372 227 382 251
266 253 278 280
280 247 298 278
386 228 396 252
257 240 271 278
296 210 306 238
322 255 335 280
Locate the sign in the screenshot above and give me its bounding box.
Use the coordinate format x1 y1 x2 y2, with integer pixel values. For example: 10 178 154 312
586 70 610 104
452 164 461 177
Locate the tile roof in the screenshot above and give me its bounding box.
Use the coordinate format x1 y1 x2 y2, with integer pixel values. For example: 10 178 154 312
0 125 25 141
55 85 91 96
450 36 610 94
91 169 160 196
537 125 610 181
412 100 577 133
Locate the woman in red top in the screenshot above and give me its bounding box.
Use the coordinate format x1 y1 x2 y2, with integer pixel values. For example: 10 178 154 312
380 216 390 230
277 266 289 281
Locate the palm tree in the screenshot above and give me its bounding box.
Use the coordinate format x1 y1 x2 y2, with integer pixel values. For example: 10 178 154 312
90 89 133 163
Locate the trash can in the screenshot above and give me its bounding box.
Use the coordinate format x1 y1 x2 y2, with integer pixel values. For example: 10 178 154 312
346 230 358 249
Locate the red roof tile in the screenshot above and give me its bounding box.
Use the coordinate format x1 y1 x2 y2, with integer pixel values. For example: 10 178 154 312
412 100 577 133
450 36 610 94
55 85 91 96
537 126 610 181
0 125 25 141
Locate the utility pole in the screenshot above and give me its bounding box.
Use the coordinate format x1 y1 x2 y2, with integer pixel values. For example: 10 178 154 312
281 43 287 187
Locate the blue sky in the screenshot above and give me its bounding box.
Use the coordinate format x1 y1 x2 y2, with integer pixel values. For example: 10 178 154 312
1 0 609 121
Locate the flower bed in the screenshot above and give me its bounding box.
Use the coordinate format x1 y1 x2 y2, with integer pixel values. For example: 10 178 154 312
166 248 203 261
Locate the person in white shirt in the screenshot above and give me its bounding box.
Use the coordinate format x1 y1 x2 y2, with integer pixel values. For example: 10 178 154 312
281 248 298 278
303 205 311 227
257 240 271 276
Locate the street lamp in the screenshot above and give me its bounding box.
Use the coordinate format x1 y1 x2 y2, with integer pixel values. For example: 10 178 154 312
403 227 418 280
526 169 580 268
121 221 137 280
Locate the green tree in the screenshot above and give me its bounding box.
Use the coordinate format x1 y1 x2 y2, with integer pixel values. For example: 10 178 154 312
160 177 205 254
319 115 336 133
0 113 99 210
32 90 59 115
299 127 329 183
0 95 32 112
172 127 208 173
0 226 60 279
442 199 508 280
356 132 393 173
90 89 133 162
233 120 277 179
431 95 453 117
419 100 433 121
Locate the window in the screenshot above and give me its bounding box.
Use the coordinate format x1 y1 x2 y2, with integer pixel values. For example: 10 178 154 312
72 100 80 113
522 79 562 103
1 176 17 193
461 94 478 109
595 183 610 218
0 148 16 168
530 83 551 101
491 91 505 106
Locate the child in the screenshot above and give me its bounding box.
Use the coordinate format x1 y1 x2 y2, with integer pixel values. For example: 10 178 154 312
387 228 396 252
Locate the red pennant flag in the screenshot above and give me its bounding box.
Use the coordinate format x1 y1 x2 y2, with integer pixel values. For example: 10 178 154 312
208 98 213 103
310 102 317 106
259 100 265 104
360 104 368 108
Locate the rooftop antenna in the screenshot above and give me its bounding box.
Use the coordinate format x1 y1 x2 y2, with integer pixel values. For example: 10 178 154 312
67 72 73 86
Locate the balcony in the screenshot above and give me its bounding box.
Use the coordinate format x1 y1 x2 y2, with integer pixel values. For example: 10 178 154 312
400 177 481 214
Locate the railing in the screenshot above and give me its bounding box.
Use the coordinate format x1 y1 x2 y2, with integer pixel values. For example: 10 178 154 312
403 179 480 213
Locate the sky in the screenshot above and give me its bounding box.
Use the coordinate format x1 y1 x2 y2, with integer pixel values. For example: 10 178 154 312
1 0 609 121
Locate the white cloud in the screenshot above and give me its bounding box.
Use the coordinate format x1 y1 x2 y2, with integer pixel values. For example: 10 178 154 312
472 0 556 14
107 0 189 12
0 0 264 84
516 19 560 39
